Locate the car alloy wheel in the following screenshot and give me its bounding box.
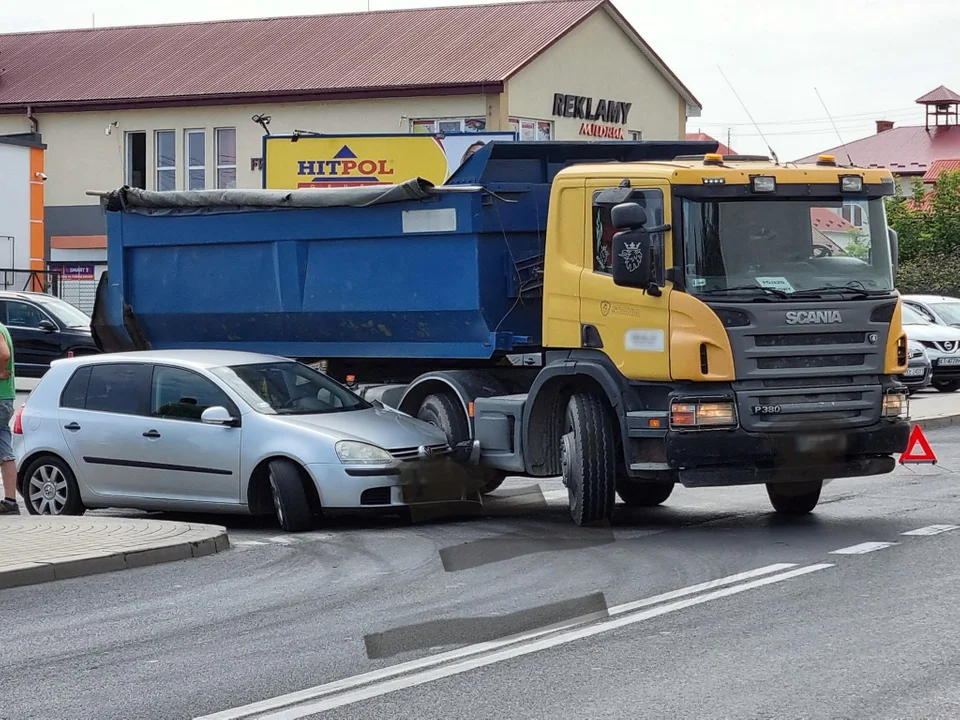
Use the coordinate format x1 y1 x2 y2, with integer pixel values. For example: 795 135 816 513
28 464 70 515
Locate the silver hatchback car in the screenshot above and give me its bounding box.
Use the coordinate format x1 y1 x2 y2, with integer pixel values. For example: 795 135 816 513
12 350 467 531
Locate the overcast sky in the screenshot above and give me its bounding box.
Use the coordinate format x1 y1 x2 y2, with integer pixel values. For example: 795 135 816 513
3 0 957 160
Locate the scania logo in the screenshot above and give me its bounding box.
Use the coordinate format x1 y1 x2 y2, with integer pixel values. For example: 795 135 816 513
784 310 843 325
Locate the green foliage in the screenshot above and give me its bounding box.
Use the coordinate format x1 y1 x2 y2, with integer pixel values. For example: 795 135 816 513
896 253 960 295
844 229 870 260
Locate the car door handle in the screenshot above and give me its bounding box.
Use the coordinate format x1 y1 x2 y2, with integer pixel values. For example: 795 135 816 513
142 430 161 439
63 422 81 431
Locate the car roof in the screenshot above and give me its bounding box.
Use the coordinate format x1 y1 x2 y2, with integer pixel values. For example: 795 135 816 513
0 290 62 302
52 349 290 371
903 294 960 304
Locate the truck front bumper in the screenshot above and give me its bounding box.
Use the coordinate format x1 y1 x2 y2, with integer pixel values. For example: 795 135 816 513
664 419 911 488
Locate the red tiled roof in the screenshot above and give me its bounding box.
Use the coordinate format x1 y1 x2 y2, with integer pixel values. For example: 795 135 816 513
0 0 701 112
685 133 735 155
810 208 855 233
916 85 960 104
922 158 960 183
794 125 960 174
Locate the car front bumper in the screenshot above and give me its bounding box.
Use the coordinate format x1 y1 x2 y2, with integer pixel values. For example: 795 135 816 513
663 419 911 488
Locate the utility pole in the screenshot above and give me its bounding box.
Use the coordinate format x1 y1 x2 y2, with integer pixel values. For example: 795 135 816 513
727 127 731 152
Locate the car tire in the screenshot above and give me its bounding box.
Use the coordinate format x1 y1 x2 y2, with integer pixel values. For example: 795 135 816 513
766 480 822 515
933 380 960 393
417 393 507 495
268 459 314 532
561 392 616 526
616 481 674 507
21 455 85 516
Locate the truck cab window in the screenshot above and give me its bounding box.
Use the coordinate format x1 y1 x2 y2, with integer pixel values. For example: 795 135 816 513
592 188 665 284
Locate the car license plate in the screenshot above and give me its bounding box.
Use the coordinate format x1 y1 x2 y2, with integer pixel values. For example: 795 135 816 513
902 367 925 377
795 434 846 453
939 357 960 366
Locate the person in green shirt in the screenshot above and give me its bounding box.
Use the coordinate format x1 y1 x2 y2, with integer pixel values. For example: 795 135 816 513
0 323 18 514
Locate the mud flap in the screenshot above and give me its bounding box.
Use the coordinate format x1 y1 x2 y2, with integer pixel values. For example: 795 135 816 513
90 271 152 353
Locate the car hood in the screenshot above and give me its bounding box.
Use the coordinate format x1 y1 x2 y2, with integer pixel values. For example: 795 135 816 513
268 405 448 450
902 323 960 342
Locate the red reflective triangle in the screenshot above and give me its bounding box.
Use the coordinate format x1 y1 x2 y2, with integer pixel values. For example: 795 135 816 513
900 424 937 464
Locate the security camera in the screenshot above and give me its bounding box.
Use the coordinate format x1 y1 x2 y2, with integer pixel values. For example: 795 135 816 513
34 172 47 181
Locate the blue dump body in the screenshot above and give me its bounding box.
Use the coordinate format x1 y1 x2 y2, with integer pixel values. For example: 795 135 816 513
97 141 716 361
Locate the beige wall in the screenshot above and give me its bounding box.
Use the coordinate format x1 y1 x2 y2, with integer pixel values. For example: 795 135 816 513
506 9 685 141
0 95 485 206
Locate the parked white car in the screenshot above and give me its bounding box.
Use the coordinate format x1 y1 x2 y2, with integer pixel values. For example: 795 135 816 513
902 294 960 328
900 303 960 392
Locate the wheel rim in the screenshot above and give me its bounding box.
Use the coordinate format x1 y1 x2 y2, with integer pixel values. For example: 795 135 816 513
28 465 68 515
269 473 285 525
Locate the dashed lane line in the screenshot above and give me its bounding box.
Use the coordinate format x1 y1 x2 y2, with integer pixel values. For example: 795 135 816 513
901 524 959 536
829 541 898 555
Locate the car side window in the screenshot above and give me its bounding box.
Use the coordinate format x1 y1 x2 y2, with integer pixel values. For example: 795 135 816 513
84 364 152 415
5 301 47 328
60 367 92 409
151 365 238 422
908 303 936 323
592 188 665 284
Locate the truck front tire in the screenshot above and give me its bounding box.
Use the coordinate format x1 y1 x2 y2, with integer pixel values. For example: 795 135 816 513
766 479 822 515
417 393 506 494
561 392 616 526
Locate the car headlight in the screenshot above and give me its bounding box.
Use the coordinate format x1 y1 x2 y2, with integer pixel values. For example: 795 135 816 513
882 392 908 419
335 441 393 464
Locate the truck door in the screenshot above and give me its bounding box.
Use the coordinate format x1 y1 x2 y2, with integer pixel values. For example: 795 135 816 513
579 181 673 381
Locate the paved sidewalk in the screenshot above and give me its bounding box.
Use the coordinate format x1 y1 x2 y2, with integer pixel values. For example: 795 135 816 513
909 391 960 430
0 516 229 589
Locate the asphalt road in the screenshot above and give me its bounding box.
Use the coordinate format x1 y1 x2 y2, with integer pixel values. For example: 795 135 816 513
3 425 960 720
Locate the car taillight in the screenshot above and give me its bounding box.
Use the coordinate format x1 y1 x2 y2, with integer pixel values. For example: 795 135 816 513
12 406 23 435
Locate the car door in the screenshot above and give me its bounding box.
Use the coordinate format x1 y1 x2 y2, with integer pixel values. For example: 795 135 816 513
57 362 154 498
138 364 242 504
1 299 62 373
579 181 673 381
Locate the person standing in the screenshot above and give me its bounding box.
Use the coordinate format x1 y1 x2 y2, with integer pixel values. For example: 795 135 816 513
0 323 18 514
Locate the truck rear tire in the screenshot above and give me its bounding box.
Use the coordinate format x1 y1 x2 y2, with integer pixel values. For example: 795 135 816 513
616 481 674 507
766 480 822 515
561 392 616 526
417 393 507 494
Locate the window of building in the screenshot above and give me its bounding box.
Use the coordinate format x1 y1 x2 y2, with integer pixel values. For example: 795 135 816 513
185 129 205 191
592 188 665 284
508 118 552 141
156 130 176 191
410 117 487 134
841 204 864 227
125 132 146 189
629 131 643 141
216 128 237 189
84 364 152 416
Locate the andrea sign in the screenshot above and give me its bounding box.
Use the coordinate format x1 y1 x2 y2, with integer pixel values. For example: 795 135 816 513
552 93 632 125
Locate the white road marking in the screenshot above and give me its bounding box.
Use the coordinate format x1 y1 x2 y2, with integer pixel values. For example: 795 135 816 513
267 536 294 545
829 541 897 555
194 562 817 720
901 524 959 536
232 541 269 547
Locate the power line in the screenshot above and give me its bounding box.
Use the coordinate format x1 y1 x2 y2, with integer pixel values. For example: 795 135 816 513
694 106 919 128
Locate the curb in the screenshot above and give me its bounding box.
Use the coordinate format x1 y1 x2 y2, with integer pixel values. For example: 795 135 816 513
913 413 960 432
0 525 230 590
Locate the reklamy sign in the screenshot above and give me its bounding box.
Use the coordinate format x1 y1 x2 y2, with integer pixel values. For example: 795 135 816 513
552 93 632 125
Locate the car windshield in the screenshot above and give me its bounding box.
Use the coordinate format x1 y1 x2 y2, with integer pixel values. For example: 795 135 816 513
210 361 371 415
31 295 91 328
901 304 930 325
930 301 960 325
682 198 895 299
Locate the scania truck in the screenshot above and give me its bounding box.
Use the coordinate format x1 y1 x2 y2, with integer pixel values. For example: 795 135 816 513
93 140 912 525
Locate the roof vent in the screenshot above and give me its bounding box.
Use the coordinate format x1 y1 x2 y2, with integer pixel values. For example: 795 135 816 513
876 120 894 134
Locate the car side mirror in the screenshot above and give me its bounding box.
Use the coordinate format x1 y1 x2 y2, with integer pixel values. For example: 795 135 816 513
201 406 239 427
38 319 57 332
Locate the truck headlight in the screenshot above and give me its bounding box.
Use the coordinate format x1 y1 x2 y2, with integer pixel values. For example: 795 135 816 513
335 441 393 464
840 175 864 193
882 392 908 419
670 400 738 429
751 176 776 194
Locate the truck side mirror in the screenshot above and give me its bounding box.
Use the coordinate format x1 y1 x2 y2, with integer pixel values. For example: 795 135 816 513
612 228 652 289
611 202 647 230
888 227 899 277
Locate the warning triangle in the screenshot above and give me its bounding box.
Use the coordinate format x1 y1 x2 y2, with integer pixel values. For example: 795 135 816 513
900 424 937 464
334 145 357 159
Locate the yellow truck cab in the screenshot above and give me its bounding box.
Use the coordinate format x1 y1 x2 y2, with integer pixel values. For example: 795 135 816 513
506 153 911 522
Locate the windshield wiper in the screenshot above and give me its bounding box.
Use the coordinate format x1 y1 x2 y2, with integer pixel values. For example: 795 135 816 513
789 284 889 299
698 285 790 299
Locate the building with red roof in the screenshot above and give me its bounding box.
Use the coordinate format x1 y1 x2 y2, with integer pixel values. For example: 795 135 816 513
0 0 702 272
685 133 736 156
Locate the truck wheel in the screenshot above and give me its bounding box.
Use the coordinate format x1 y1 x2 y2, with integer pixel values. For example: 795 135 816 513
417 393 506 494
268 459 314 532
561 392 616 526
617 481 674 507
933 380 960 393
766 480 822 515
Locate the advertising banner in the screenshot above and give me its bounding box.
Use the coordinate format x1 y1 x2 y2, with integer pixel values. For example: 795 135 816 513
51 264 95 280
263 132 516 189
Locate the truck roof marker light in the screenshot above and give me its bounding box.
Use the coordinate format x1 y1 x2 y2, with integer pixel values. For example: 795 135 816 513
702 177 725 185
816 154 838 166
703 153 724 166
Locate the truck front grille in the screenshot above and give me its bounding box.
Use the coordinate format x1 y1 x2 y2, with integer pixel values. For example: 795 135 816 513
734 377 881 432
756 354 866 370
755 332 865 347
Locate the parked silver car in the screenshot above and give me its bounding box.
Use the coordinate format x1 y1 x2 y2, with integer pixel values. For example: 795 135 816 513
12 350 467 531
899 339 932 394
900 304 960 392
902 294 960 328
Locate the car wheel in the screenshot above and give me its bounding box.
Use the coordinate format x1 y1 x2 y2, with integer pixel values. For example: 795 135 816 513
616 481 674 507
417 392 507 495
22 455 85 516
268 459 314 532
933 380 960 393
561 392 616 526
766 480 822 515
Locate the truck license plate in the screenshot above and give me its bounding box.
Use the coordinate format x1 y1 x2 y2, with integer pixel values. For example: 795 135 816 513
795 434 846 453
939 357 960 366
903 367 925 377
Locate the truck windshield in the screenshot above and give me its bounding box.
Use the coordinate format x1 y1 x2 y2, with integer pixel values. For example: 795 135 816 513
211 361 371 415
681 198 895 299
